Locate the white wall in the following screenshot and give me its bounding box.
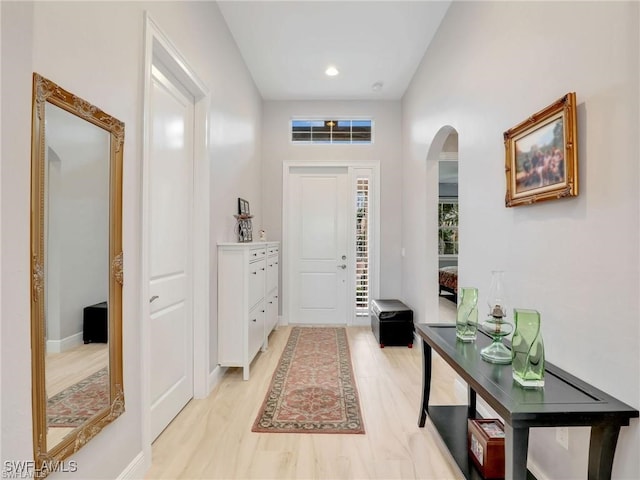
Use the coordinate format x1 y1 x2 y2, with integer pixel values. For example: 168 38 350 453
0 1 4 466
1 1 262 478
262 101 403 301
1 1 34 471
402 2 639 479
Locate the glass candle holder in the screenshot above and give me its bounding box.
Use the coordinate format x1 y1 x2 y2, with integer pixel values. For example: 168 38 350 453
456 287 478 342
511 308 545 388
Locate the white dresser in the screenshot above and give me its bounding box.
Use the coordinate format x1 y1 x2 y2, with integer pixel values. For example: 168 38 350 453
217 242 280 380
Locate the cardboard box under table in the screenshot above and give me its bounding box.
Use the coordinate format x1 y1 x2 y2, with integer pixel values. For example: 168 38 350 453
467 418 505 479
370 299 414 348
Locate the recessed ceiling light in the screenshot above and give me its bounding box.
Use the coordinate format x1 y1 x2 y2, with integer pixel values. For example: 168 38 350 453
372 81 384 92
325 66 339 77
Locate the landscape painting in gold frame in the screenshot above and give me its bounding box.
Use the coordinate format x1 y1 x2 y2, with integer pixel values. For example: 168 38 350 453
504 92 578 207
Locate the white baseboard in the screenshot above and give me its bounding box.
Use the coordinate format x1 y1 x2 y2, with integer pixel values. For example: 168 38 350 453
208 365 226 395
46 332 84 353
353 315 370 327
117 451 147 480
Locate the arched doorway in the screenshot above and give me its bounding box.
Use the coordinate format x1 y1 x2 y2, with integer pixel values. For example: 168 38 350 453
437 132 458 322
425 126 459 323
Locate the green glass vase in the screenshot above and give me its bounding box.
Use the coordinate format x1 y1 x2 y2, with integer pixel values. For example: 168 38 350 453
456 287 478 342
511 309 545 388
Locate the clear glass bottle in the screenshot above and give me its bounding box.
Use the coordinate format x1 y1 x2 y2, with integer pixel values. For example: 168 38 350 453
511 308 545 387
456 287 478 342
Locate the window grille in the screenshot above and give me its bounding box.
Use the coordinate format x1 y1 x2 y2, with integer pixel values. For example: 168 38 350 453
356 177 370 313
291 119 372 144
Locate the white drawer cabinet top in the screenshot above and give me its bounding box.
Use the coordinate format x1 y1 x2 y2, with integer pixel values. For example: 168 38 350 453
218 241 279 247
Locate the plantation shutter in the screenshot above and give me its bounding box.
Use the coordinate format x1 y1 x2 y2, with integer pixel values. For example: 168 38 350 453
355 177 369 313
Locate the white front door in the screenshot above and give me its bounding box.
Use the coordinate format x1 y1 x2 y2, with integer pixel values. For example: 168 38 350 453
288 166 350 324
148 65 194 440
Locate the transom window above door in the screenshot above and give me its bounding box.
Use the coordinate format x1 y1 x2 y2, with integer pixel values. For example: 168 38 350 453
291 119 373 144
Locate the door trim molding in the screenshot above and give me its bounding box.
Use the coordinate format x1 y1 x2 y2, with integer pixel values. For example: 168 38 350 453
282 161 380 326
141 12 210 462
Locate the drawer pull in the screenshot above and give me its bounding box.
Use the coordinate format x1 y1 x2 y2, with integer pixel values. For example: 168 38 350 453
262 310 265 313
269 301 273 304
252 253 257 256
261 267 265 271
252 318 257 322
251 271 257 275
275 262 278 265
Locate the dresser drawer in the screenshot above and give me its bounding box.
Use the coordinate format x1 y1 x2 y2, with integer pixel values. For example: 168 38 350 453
266 257 278 293
248 303 265 358
248 258 266 308
249 247 266 261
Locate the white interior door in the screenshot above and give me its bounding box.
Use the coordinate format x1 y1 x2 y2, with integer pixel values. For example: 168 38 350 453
149 65 194 440
288 166 349 324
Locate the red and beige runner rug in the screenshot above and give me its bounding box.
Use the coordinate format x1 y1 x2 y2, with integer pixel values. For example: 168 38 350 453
252 327 365 434
47 367 109 428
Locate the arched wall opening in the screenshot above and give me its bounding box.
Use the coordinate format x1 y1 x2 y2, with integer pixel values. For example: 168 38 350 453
425 125 459 323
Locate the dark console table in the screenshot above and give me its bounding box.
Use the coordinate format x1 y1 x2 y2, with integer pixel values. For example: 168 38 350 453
416 323 638 480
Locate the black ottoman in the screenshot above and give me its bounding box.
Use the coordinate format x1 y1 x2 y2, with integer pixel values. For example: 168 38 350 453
83 301 108 343
371 299 414 348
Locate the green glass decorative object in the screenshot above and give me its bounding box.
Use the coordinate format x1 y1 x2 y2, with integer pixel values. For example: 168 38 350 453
480 270 513 364
456 287 478 342
511 309 545 388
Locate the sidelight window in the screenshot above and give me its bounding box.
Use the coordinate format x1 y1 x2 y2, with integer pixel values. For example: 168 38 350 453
356 177 370 314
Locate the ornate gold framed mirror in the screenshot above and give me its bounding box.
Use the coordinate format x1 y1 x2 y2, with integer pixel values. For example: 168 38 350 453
30 73 124 476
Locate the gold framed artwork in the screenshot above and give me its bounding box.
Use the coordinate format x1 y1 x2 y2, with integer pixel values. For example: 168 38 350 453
504 92 578 207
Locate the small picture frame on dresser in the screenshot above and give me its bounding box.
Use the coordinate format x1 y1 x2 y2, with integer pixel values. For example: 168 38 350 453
238 197 247 215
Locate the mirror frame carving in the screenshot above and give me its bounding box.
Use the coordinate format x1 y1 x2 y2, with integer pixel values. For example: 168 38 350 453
30 73 125 475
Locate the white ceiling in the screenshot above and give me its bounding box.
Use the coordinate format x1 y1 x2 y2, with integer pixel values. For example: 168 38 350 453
217 1 451 101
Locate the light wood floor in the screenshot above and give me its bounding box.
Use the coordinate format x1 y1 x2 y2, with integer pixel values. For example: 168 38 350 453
146 298 464 479
46 342 108 397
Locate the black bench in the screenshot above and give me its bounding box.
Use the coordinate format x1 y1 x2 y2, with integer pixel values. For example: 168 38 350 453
83 301 108 343
370 299 414 348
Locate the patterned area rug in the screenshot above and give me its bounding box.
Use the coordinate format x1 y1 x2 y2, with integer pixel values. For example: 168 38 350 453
47 367 109 428
252 327 365 434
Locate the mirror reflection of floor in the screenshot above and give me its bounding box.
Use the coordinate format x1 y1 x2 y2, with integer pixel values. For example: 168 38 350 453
47 424 74 448
45 342 108 448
